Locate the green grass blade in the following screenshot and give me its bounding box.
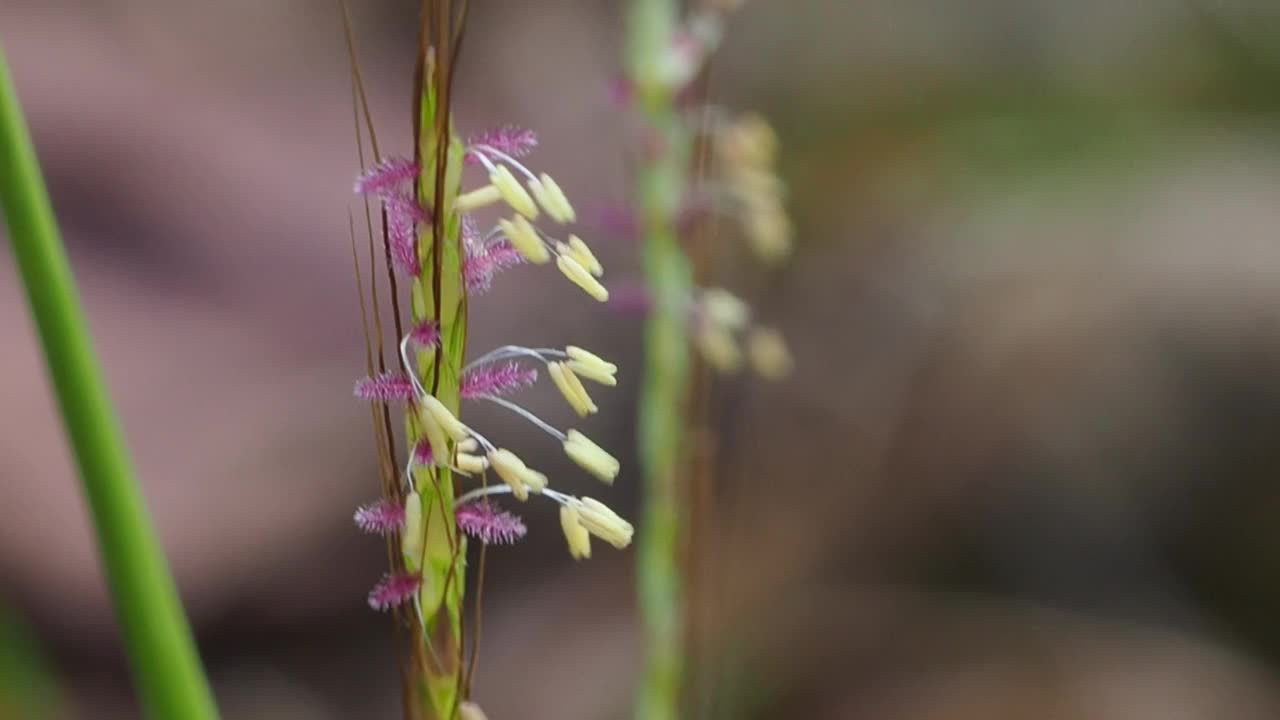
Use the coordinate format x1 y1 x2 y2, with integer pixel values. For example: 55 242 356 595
0 47 219 720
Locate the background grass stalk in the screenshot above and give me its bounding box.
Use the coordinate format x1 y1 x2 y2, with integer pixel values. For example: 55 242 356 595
0 49 219 720
629 1 694 718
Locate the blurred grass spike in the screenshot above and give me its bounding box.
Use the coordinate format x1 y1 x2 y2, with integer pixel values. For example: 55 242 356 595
0 46 219 720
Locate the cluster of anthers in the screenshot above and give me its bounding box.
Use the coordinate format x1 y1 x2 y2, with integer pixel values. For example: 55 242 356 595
351 127 632 611
709 112 790 264
693 287 792 379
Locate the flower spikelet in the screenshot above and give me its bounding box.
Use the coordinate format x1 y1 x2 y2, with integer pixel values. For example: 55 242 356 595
466 126 538 164
367 572 421 611
354 373 416 401
456 501 528 544
461 362 538 399
354 499 406 534
353 156 419 198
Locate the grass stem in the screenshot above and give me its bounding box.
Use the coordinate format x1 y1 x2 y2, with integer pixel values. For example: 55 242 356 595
0 48 219 720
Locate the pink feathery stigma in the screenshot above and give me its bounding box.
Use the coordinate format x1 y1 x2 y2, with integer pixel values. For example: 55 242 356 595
463 241 525 294
354 373 417 401
411 439 434 466
465 126 538 165
409 320 439 349
461 214 479 244
367 572 422 611
386 198 429 277
353 157 419 198
353 499 406 534
456 502 527 545
461 362 537 399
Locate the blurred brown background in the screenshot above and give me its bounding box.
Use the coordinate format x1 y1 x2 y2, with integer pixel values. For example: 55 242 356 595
4 0 1280 717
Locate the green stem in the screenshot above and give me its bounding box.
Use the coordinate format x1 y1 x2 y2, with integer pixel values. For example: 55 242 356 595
629 2 692 718
408 62 467 720
0 50 218 720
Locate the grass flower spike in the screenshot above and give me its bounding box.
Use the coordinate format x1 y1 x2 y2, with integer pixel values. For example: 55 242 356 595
344 4 632 714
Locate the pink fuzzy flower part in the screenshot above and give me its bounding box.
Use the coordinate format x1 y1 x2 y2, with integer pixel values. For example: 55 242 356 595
354 157 419 198
386 198 428 277
409 321 439 349
461 362 537 399
466 126 538 165
354 499 406 534
367 572 421 611
463 241 525 294
461 214 479 244
456 502 527 545
411 440 435 466
354 373 416 401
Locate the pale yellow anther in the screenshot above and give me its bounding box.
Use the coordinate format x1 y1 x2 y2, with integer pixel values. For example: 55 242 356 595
456 437 479 454
401 492 424 572
567 235 603 277
559 505 592 560
528 173 576 224
454 184 502 213
702 288 751 330
564 430 620 484
747 326 793 380
458 701 489 720
556 254 609 302
720 113 779 170
489 449 529 501
746 204 792 265
730 167 785 204
490 165 539 219
696 325 743 373
559 364 597 413
522 468 548 494
418 407 452 469
548 361 597 416
499 215 550 265
420 394 470 442
555 238 604 279
565 346 617 374
576 497 634 549
567 358 617 387
454 452 490 475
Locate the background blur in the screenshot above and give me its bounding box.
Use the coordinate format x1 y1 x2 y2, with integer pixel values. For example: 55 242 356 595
4 0 1280 717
